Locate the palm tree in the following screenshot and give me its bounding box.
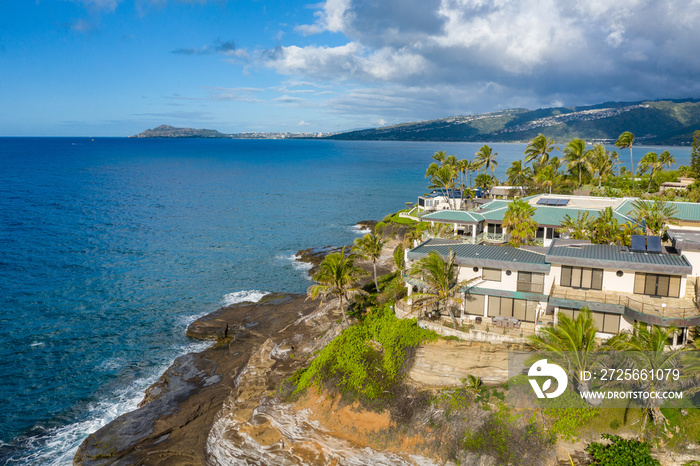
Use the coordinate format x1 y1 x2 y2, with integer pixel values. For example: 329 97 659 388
529 307 599 399
456 158 471 190
631 199 679 236
502 199 537 245
352 233 385 292
524 134 559 172
606 323 688 427
474 145 498 176
589 144 617 189
638 150 676 193
474 173 495 191
563 138 590 188
432 150 447 165
307 246 368 322
558 211 592 240
407 250 470 329
427 164 458 209
590 207 621 245
615 131 635 191
535 164 558 194
506 160 532 188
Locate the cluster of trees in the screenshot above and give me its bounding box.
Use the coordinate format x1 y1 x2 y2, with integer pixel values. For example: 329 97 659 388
425 130 699 202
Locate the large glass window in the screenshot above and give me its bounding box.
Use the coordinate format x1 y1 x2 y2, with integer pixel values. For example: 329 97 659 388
488 297 538 322
634 273 681 298
517 271 545 293
482 268 501 282
560 266 603 290
559 308 620 333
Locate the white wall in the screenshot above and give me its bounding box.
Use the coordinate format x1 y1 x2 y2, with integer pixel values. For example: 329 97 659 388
458 265 518 292
682 251 700 276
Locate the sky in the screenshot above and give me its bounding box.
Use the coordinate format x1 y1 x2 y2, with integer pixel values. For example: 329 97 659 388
2 0 700 136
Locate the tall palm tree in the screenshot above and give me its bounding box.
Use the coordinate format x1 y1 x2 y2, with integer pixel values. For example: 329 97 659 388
638 150 676 193
558 211 592 240
615 131 635 191
456 158 471 189
432 150 447 165
506 160 532 187
535 164 558 194
563 138 591 188
524 134 559 172
606 323 688 427
407 250 471 329
352 233 385 291
589 144 617 189
474 144 498 176
502 199 537 245
631 199 679 236
529 307 600 400
428 164 458 209
307 246 368 322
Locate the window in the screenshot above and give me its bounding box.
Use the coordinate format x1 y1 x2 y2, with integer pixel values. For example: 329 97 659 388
560 308 620 333
482 268 501 282
634 273 681 298
488 297 538 322
464 294 485 316
487 224 503 234
560 266 603 290
517 271 545 293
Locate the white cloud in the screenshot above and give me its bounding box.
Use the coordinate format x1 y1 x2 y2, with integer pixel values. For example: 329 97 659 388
261 0 700 119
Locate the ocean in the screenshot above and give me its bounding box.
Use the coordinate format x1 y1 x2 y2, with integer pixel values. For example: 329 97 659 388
0 138 691 464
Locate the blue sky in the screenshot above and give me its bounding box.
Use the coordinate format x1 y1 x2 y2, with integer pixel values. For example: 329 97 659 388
2 0 700 136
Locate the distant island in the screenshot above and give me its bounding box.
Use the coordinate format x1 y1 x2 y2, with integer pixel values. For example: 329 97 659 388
130 124 326 140
131 98 700 145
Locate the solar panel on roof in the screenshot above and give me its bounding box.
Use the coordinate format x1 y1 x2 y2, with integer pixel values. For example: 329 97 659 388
631 235 646 252
646 236 662 253
556 199 570 206
537 198 549 205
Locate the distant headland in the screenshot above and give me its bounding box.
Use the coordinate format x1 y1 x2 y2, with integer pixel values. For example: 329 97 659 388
131 98 700 145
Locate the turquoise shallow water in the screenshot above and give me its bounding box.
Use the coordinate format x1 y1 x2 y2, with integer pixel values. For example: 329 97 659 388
0 138 690 464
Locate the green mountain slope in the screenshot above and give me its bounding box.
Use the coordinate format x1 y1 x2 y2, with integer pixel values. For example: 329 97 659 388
327 99 700 145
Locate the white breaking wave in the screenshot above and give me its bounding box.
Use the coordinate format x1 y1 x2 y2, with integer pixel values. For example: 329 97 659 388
221 290 269 307
350 224 370 235
277 253 313 280
4 337 212 466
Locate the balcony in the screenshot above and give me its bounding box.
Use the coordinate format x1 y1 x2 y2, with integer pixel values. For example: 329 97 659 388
549 285 700 327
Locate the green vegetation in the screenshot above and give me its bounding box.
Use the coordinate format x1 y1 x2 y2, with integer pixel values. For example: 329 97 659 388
289 304 436 401
586 434 660 466
461 405 554 465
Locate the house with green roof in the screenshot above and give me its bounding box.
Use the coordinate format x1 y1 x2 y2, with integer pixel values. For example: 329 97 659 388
419 194 688 247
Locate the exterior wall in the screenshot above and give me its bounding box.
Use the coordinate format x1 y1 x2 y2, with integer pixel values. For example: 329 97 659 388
457 265 518 292
682 250 700 277
550 264 686 297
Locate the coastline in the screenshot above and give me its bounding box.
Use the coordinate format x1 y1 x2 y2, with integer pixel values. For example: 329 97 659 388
73 225 397 465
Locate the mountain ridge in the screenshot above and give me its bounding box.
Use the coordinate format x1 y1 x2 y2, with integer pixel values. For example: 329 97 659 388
131 98 700 144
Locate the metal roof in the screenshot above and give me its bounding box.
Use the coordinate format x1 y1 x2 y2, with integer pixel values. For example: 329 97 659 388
545 239 692 275
420 210 483 223
407 238 550 272
616 199 700 223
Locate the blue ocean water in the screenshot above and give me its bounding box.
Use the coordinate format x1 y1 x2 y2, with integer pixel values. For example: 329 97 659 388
0 138 691 464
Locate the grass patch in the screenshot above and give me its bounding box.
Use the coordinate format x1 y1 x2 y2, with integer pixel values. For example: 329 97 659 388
287 304 437 403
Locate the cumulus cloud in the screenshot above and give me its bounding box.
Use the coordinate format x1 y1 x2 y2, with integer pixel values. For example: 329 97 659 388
263 0 700 116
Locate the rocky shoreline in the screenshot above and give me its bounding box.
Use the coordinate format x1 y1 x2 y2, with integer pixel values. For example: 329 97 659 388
74 292 340 465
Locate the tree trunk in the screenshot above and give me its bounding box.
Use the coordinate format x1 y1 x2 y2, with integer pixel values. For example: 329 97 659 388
647 169 654 192
630 148 635 192
373 261 379 292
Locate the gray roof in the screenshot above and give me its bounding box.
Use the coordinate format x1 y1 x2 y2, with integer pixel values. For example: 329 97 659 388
545 239 692 275
407 238 550 273
668 229 700 252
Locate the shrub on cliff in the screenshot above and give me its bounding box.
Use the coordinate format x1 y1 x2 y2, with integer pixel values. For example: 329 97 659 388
289 304 436 401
